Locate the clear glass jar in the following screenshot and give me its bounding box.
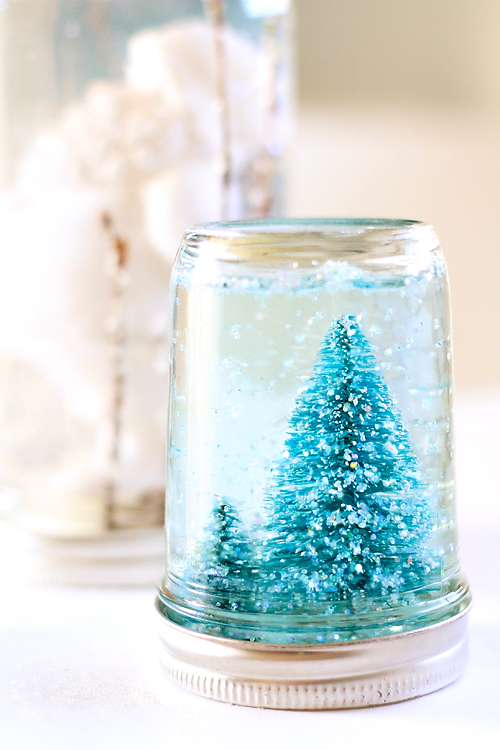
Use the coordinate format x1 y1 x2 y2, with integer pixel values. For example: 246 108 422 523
0 1 292 547
159 218 471 643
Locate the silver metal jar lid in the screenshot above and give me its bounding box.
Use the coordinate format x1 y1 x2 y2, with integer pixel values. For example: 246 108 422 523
157 604 471 710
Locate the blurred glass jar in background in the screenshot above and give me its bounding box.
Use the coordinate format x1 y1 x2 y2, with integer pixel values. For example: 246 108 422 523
0 0 293 577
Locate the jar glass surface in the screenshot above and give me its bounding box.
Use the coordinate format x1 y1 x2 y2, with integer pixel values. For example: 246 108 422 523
0 2 292 538
160 218 470 643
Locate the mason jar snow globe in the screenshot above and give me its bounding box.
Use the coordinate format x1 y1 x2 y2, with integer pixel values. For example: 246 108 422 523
157 218 471 708
0 1 292 583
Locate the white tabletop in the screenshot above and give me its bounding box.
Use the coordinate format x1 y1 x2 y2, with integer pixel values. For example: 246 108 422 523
1 393 499 749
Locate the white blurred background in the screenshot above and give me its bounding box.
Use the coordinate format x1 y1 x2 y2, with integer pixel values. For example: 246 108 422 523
290 0 500 393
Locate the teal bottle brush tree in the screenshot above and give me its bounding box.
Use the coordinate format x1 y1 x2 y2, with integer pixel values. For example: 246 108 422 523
193 314 438 621
193 496 255 611
261 314 438 612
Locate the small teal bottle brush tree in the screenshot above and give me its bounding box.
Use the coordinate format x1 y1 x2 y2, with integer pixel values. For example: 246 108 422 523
157 219 471 709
